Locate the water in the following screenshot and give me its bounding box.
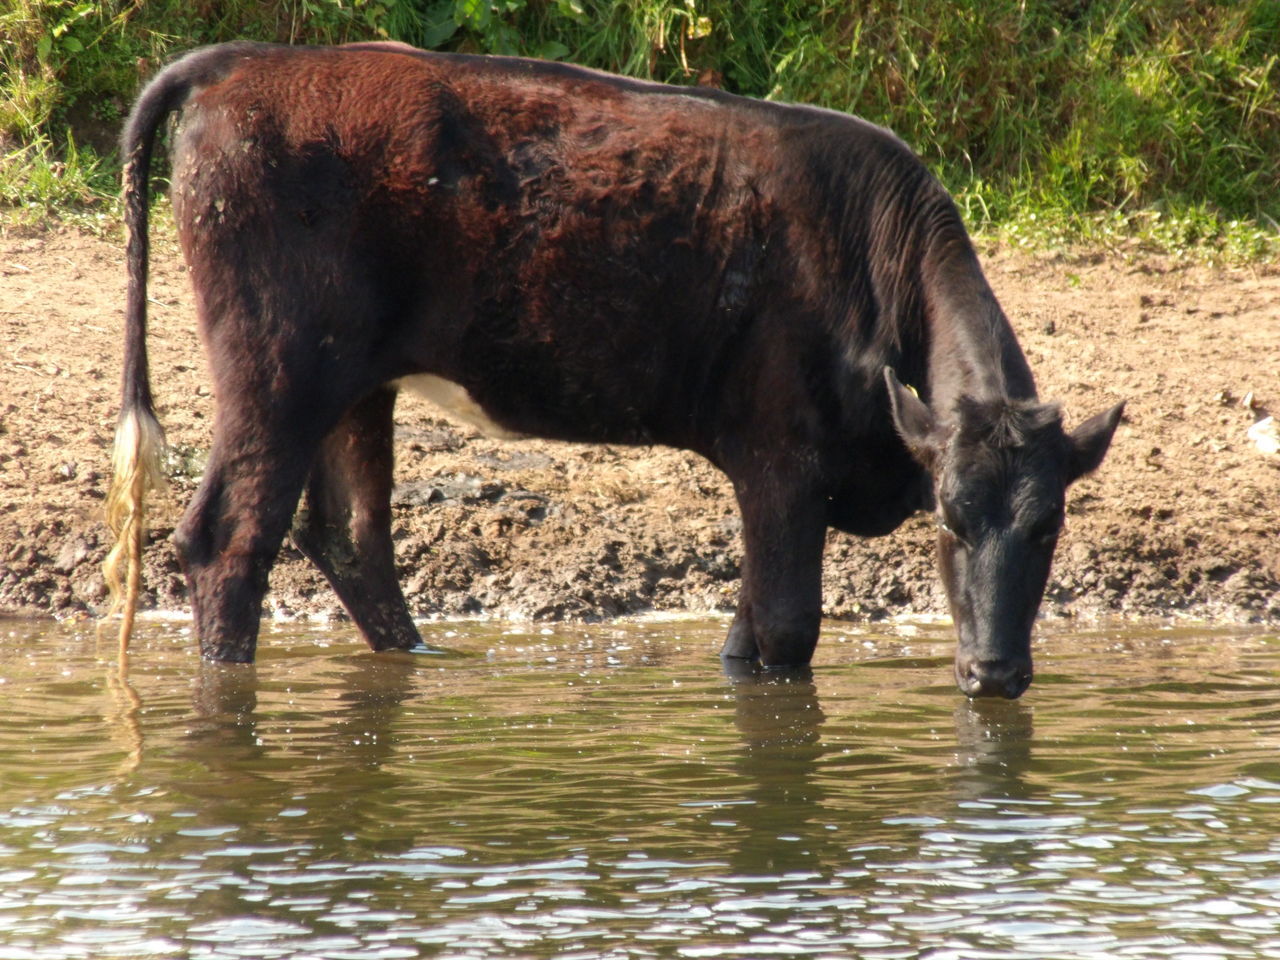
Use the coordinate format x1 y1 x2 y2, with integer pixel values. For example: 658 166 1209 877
1 616 1279 959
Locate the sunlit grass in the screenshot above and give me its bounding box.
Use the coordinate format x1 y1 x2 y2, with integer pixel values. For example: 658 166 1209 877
975 204 1280 264
954 182 1280 264
1 0 1276 260
0 134 118 233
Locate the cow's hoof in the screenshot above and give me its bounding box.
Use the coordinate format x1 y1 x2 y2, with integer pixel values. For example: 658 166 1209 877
200 641 256 664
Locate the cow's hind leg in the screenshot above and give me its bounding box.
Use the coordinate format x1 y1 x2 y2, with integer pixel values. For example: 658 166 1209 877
291 386 423 653
176 407 321 663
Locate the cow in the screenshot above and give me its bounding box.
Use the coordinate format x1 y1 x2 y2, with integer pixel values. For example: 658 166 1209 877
105 41 1122 698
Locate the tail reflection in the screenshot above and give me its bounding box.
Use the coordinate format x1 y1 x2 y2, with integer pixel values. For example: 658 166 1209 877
105 661 143 776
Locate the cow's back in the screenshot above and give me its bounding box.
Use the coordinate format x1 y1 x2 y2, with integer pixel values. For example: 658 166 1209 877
166 44 948 462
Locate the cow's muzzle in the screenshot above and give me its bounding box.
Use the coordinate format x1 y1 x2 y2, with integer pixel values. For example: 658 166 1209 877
955 656 1032 699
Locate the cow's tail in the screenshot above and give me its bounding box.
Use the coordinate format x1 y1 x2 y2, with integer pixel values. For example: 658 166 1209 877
104 49 230 652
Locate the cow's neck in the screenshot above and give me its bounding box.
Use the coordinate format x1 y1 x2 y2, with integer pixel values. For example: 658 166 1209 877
923 244 1036 422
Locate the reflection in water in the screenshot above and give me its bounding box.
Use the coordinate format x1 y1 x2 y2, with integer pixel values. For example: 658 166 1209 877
185 659 263 797
950 697 1035 801
191 658 260 726
724 666 831 877
727 665 825 754
1 618 1279 960
104 661 144 776
182 651 425 850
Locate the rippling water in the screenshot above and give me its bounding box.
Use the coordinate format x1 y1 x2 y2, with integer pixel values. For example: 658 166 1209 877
1 616 1279 959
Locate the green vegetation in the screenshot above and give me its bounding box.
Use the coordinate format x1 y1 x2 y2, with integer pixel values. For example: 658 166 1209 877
2 0 1277 257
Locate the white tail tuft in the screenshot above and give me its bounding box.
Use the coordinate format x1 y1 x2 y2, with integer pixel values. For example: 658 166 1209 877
103 407 167 653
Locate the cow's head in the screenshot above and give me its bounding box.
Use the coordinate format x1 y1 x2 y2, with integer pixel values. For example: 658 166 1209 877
885 369 1123 699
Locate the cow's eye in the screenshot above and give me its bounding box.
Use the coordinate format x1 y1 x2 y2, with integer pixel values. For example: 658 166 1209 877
1030 514 1064 545
938 516 971 548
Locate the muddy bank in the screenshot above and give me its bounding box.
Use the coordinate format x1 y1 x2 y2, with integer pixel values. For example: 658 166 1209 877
1 227 1277 637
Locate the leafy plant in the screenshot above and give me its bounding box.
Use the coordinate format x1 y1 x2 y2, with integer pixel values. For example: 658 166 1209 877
1 0 1277 258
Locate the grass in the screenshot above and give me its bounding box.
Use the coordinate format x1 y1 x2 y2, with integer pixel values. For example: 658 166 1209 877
2 0 1277 260
0 135 118 234
977 203 1280 263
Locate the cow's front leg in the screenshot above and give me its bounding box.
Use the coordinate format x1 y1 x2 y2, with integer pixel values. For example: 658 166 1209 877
723 476 827 667
291 386 423 653
722 600 758 660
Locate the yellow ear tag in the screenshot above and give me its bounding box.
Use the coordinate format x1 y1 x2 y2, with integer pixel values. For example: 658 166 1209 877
906 383 920 399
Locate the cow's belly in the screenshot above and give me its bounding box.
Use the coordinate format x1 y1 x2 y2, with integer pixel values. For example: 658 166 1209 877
396 374 529 440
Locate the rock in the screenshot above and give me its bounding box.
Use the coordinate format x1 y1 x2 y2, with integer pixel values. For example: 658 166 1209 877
1247 416 1278 456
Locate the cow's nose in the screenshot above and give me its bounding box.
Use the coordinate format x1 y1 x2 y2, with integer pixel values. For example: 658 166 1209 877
956 658 1032 699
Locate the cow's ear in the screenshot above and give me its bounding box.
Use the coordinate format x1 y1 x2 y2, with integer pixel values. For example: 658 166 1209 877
1067 401 1124 483
885 367 941 469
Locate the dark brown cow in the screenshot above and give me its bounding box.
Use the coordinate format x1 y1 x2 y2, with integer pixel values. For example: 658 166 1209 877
105 42 1122 697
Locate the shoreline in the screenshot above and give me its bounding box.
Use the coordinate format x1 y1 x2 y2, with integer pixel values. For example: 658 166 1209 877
1 227 1277 628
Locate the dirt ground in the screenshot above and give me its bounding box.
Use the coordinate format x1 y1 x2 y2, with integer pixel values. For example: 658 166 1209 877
1 224 1277 636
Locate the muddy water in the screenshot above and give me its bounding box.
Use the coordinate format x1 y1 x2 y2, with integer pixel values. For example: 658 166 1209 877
1 617 1279 959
